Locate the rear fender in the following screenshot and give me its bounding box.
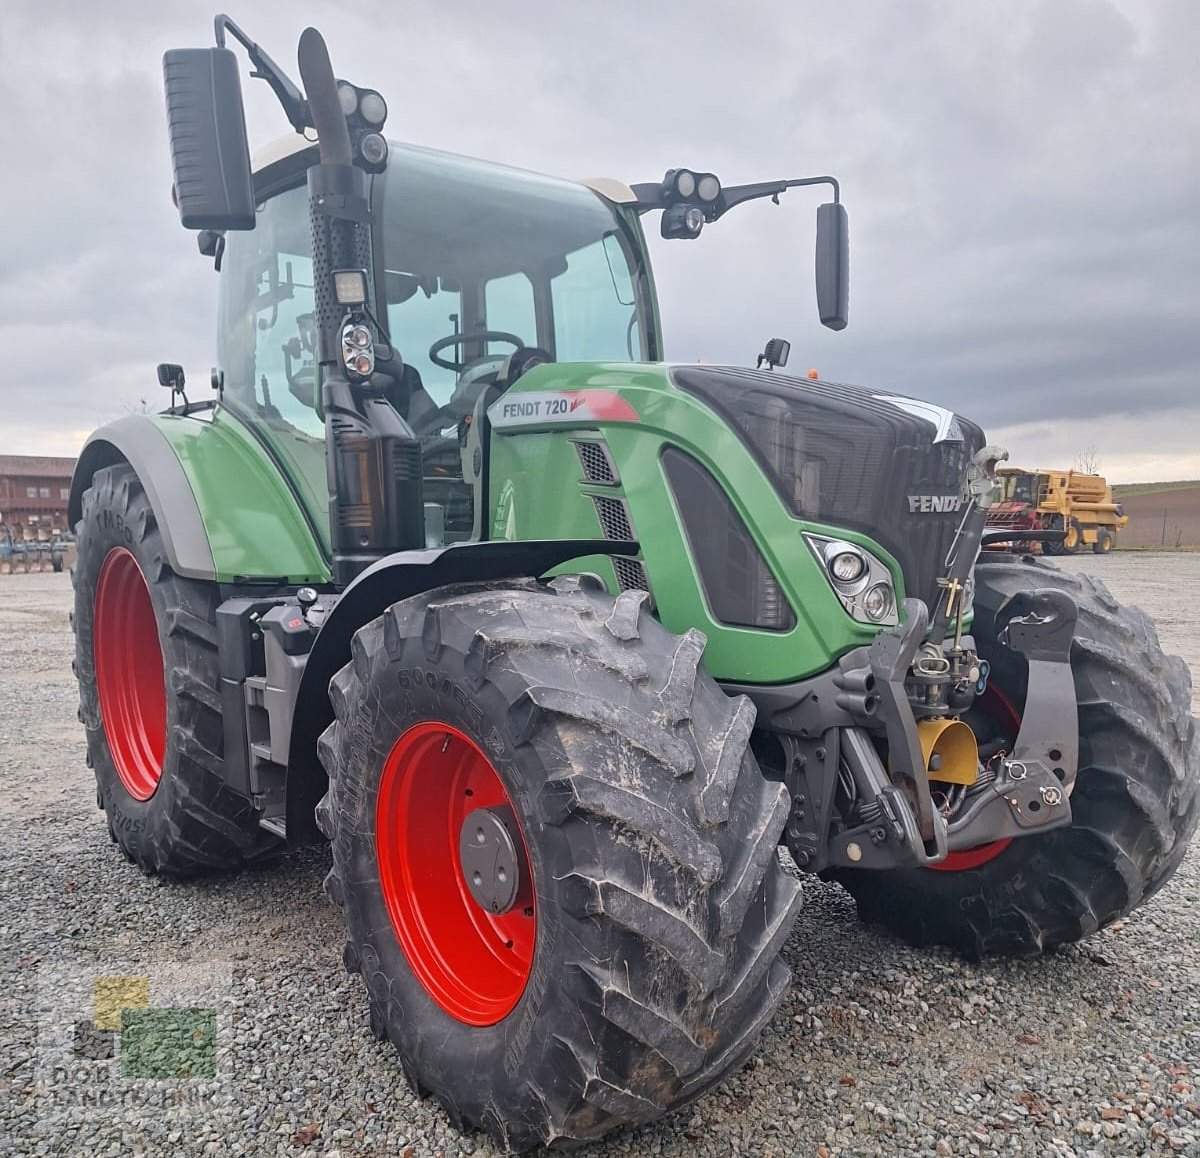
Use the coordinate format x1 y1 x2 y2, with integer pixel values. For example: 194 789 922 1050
69 412 329 584
69 417 215 579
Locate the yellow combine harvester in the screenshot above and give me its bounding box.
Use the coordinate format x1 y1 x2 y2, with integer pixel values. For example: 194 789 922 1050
986 468 1129 554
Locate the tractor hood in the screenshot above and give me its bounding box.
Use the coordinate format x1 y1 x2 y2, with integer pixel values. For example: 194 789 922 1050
670 366 986 608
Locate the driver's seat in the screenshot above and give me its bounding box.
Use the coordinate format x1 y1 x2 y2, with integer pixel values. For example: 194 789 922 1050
381 362 439 429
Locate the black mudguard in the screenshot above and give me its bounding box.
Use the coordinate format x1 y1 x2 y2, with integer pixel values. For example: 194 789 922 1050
284 538 637 841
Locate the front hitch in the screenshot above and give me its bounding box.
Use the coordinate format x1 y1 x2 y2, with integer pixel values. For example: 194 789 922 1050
825 588 1078 870
942 589 1078 847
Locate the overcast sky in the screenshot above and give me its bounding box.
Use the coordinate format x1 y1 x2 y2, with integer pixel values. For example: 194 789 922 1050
1 0 1196 481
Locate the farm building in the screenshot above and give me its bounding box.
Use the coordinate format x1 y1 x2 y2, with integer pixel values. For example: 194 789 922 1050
0 455 77 533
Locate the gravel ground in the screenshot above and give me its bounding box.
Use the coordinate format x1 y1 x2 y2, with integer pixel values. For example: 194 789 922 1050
2 554 1198 1157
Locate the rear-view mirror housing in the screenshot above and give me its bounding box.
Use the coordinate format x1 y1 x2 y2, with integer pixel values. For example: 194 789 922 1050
815 202 849 331
163 47 255 231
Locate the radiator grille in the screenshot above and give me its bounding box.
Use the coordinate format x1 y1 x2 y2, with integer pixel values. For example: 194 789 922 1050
574 440 618 485
592 496 634 542
613 556 650 595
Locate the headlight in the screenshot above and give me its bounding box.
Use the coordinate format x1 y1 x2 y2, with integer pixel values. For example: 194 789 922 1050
862 583 894 622
341 321 375 378
823 541 867 585
805 533 899 626
345 324 372 349
357 131 388 170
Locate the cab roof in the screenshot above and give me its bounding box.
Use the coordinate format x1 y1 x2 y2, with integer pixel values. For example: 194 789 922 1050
250 134 637 205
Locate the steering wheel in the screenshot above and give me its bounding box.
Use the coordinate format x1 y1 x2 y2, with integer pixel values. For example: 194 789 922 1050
429 330 524 372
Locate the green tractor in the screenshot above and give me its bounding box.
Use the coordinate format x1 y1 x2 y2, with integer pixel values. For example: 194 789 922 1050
70 17 1197 1150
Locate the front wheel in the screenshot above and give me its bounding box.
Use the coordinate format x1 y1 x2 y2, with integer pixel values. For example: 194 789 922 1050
834 555 1199 956
317 578 800 1150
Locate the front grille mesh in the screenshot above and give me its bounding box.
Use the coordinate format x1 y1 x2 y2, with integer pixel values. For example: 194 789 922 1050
574 440 618 485
613 556 650 594
592 496 634 542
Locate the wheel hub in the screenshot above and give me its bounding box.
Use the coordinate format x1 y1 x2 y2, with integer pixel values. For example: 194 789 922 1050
459 806 527 915
94 546 166 801
375 722 536 1026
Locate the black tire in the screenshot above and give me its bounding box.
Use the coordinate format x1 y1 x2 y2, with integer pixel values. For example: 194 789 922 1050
73 463 281 874
1093 529 1114 554
1040 519 1065 556
318 577 800 1150
1062 516 1084 554
834 554 1199 956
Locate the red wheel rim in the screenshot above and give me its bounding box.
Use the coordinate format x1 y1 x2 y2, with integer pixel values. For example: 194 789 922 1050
376 722 536 1026
94 547 166 801
928 681 1021 872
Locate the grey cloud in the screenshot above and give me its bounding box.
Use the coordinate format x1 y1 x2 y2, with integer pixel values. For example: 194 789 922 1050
1 0 1196 475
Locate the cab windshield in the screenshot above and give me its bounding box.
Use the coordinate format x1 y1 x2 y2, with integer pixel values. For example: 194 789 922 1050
1001 473 1038 504
379 144 653 405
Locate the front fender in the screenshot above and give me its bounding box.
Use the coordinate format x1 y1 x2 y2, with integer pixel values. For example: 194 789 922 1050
284 537 635 840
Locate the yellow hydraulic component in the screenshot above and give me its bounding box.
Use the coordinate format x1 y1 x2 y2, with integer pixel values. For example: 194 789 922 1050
918 718 979 785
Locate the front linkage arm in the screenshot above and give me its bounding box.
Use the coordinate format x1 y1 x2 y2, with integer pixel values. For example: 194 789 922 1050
941 590 1079 847
748 587 1079 875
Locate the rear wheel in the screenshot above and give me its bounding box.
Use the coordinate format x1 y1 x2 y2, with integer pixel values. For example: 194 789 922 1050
835 555 1199 956
318 578 800 1150
1093 528 1114 554
73 463 281 874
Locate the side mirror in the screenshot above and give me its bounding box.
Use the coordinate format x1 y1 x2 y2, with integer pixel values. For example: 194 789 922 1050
162 48 255 230
815 202 849 331
157 363 186 391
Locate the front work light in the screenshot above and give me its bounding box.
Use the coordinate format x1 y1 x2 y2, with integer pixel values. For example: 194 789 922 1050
696 173 721 203
358 89 387 127
673 168 697 198
337 81 358 116
357 131 388 170
661 202 705 240
332 269 368 306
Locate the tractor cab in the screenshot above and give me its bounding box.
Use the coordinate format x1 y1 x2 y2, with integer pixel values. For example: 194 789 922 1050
217 139 658 545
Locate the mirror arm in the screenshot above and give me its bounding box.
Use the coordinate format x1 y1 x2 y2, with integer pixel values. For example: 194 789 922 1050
214 14 311 134
630 174 840 218
714 174 840 220
629 183 665 213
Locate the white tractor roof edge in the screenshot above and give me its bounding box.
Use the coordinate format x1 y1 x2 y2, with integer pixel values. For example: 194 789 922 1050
250 135 637 204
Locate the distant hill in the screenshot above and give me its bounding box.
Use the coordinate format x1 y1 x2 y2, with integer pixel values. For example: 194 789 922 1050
1114 482 1200 548
1114 480 1200 498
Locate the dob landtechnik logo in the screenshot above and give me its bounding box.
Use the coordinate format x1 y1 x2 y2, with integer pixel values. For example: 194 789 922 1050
72 974 216 1076
35 961 230 1122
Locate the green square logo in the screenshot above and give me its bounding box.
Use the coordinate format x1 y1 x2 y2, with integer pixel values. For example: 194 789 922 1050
120 1008 217 1079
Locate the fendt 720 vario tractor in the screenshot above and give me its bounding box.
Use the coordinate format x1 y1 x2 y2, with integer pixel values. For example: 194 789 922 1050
70 18 1198 1149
